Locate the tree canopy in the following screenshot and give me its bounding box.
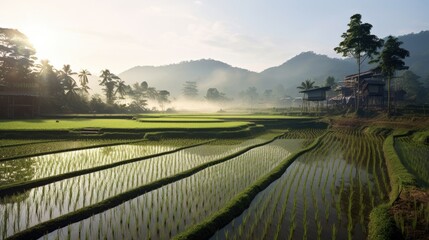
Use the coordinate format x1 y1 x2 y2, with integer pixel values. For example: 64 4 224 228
334 14 383 64
182 81 198 99
372 36 409 79
371 35 409 114
78 69 91 93
324 76 336 88
205 88 228 102
99 69 120 104
397 70 425 103
334 14 383 110
0 28 36 86
297 79 316 91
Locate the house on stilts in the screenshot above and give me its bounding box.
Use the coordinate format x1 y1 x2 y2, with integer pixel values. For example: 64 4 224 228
329 68 408 110
299 86 331 113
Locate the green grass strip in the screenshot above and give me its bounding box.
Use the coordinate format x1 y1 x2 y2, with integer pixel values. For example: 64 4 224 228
368 204 400 240
137 117 224 123
0 139 148 162
174 131 328 240
382 130 416 202
411 130 429 144
0 140 214 196
6 133 285 240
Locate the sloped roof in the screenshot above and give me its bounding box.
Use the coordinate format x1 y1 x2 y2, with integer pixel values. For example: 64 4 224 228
363 79 385 86
344 68 383 81
299 86 331 93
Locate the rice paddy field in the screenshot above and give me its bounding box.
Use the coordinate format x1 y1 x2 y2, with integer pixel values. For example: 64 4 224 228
0 117 428 240
211 129 390 240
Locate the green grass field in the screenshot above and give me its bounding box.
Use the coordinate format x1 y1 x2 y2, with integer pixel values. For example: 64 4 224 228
138 113 316 120
0 119 251 130
136 117 224 122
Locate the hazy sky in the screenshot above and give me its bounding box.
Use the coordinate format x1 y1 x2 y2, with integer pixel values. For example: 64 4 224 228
2 0 428 74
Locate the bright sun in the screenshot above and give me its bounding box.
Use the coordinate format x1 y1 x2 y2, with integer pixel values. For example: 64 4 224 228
22 26 57 61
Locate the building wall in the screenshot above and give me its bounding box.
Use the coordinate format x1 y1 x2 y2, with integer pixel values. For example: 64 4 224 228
307 90 326 101
0 95 39 118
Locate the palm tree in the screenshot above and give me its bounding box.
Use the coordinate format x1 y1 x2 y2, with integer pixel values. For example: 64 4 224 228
37 59 54 77
37 59 54 91
115 80 128 99
78 69 91 93
35 60 64 100
99 69 120 104
146 87 159 100
297 79 315 111
63 79 80 101
58 64 78 96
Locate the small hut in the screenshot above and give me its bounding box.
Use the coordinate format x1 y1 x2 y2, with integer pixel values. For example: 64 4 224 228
299 86 331 112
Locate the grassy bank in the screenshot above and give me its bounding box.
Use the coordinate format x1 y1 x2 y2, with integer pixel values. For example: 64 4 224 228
382 130 416 201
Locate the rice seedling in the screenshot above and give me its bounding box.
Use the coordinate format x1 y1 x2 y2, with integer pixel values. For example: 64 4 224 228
1 127 397 240
38 139 294 240
0 139 135 161
395 135 429 187
0 139 205 186
1 132 290 239
212 128 389 240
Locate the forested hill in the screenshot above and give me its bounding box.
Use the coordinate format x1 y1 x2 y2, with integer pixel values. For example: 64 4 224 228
118 53 359 97
119 31 429 97
118 59 259 97
397 30 429 77
258 51 360 94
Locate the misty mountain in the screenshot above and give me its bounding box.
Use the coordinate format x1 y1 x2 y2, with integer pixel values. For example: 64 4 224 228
118 30 429 98
118 59 259 97
258 51 361 95
118 54 351 98
397 30 429 78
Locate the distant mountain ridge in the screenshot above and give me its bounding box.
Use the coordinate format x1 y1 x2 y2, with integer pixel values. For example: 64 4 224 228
119 59 259 97
119 31 429 97
258 52 357 94
397 30 429 77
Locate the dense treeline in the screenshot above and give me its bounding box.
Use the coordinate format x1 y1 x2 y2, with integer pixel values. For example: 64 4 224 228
0 28 171 114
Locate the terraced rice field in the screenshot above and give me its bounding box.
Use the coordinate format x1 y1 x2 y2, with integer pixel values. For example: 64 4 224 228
212 129 390 240
0 128 397 240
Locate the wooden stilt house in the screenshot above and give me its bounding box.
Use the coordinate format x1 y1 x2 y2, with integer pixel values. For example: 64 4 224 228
299 86 331 112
